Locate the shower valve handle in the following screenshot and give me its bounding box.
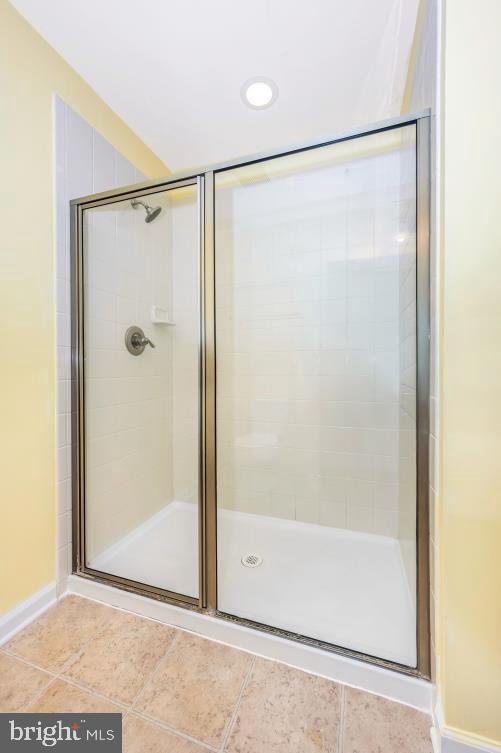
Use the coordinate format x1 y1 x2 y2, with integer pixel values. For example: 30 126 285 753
132 333 155 349
125 326 155 356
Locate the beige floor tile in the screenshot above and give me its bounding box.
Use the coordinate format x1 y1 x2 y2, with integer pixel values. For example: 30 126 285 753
5 596 118 672
27 679 123 714
123 714 208 753
226 658 341 753
0 653 52 711
62 611 176 705
134 632 252 748
342 687 432 753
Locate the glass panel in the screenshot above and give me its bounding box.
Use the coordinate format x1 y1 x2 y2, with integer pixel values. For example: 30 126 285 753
214 125 417 665
83 184 200 598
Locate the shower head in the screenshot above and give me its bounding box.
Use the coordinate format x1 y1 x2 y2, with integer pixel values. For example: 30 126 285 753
130 198 162 223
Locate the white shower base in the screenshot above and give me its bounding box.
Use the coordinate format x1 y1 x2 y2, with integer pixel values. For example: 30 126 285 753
89 501 416 667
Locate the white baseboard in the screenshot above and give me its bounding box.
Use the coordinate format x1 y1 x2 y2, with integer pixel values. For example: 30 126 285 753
0 582 57 646
67 574 432 712
432 698 501 753
439 731 501 753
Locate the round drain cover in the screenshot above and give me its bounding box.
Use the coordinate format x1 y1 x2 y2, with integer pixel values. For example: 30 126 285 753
241 554 263 568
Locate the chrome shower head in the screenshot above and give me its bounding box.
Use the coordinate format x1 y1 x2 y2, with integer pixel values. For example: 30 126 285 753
130 198 162 223
144 205 162 223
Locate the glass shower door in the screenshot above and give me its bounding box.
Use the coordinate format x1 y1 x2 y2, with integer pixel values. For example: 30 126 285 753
214 125 419 665
81 182 200 600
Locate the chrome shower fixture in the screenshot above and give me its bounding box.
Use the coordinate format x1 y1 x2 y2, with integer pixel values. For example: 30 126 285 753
130 198 162 223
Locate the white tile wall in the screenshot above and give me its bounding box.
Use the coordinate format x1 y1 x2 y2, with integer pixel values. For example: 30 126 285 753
215 128 418 538
171 192 200 505
84 195 174 561
54 96 147 593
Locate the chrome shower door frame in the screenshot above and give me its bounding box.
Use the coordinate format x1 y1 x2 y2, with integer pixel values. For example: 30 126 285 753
71 111 431 678
71 176 205 609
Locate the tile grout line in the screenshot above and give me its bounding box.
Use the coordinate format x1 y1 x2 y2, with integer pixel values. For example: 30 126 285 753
2 648 129 714
4 597 120 678
1 649 58 679
58 621 182 715
129 629 181 710
218 655 256 753
128 629 219 751
53 675 131 712
2 648 62 712
20 676 61 712
130 709 218 752
338 684 346 753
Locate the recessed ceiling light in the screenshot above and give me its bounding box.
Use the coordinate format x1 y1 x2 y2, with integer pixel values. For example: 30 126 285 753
241 77 278 109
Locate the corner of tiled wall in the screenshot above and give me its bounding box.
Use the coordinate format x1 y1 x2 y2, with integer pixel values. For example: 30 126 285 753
53 95 146 595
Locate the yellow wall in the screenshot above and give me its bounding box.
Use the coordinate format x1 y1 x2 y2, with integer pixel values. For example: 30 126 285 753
0 0 168 614
440 0 501 745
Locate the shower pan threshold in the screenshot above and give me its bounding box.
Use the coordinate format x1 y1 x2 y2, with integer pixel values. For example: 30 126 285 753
87 501 416 667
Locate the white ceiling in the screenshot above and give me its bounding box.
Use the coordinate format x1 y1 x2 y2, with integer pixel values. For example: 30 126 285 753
11 0 419 172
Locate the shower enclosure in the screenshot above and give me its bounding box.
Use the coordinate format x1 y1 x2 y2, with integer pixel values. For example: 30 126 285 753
71 113 430 676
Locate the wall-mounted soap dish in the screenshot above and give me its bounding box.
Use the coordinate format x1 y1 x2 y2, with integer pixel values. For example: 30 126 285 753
151 305 175 326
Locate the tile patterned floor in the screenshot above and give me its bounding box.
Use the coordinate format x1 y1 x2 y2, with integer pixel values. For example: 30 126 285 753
0 595 433 752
